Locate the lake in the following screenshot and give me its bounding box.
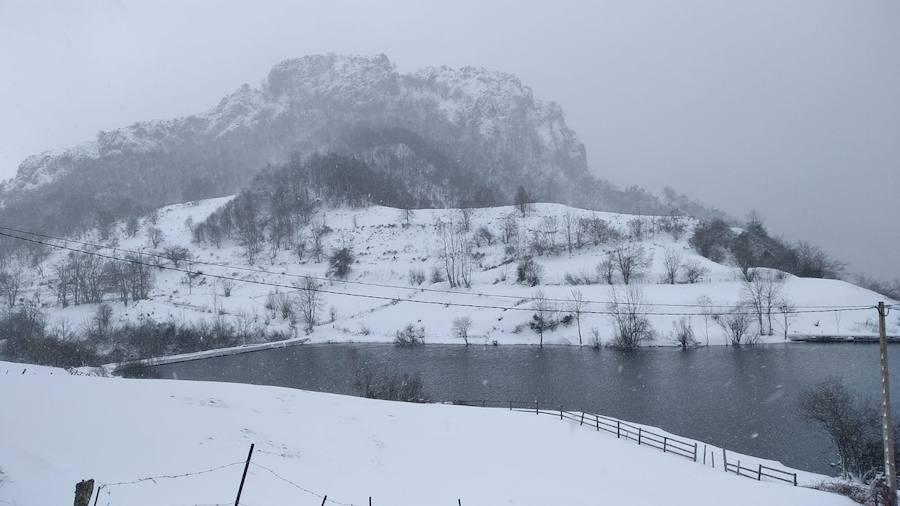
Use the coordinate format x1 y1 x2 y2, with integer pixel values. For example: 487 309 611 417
154 342 898 475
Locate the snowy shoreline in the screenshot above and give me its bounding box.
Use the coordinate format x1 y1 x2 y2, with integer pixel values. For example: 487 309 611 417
106 331 900 370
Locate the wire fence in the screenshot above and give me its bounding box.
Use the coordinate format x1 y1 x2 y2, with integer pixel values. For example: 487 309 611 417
78 400 801 505
450 399 799 486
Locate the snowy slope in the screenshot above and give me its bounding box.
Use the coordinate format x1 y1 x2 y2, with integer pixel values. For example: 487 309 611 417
18 196 896 357
0 364 853 506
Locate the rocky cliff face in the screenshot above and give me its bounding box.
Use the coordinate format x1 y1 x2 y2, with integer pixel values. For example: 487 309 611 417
0 54 662 236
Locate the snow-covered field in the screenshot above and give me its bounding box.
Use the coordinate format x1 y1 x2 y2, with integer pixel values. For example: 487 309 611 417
0 362 854 506
23 196 893 359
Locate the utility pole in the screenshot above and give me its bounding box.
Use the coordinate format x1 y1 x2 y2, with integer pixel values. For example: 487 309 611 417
878 301 896 505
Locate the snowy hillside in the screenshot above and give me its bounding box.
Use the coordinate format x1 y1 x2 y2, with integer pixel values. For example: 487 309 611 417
11 196 894 362
0 363 854 506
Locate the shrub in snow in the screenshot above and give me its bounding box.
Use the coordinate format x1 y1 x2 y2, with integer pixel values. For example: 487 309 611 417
682 260 709 284
589 328 602 350
430 265 445 284
474 226 494 247
219 279 234 297
607 286 654 350
713 307 756 346
516 257 542 287
408 269 426 286
353 364 429 403
163 246 192 267
394 323 425 346
671 317 697 350
564 271 594 286
328 247 354 279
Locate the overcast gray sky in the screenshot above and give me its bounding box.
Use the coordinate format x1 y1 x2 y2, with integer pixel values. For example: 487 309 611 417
1 0 898 279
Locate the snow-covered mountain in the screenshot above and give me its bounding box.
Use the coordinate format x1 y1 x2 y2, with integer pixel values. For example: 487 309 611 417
2 54 689 241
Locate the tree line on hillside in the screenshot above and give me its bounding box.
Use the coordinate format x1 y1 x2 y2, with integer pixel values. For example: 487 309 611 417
689 212 843 280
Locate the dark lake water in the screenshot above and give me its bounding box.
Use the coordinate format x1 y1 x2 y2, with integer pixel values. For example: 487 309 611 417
154 342 899 475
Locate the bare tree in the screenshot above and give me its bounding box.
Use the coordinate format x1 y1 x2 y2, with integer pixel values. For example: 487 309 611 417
563 212 575 254
696 295 714 346
311 227 326 263
672 317 697 349
514 185 531 217
92 303 113 340
458 208 473 232
437 220 473 288
232 193 264 264
714 307 755 346
147 226 165 249
530 289 557 348
501 212 519 246
597 255 615 284
612 243 650 284
163 246 192 268
799 379 883 481
296 276 324 334
776 298 797 339
399 207 414 227
682 260 709 284
452 316 473 346
627 218 646 241
568 289 586 346
607 286 654 349
125 215 140 237
742 271 783 335
220 278 234 297
0 264 23 307
662 249 682 284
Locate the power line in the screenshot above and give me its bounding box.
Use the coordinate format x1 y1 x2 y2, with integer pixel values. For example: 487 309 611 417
0 229 874 317
0 223 875 311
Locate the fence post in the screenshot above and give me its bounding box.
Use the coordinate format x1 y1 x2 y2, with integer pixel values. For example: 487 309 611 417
616 420 620 438
711 452 715 469
580 412 584 425
722 448 727 473
234 443 255 506
663 437 667 453
509 401 512 411
757 464 762 481
638 428 642 445
74 479 94 506
321 496 327 506
793 473 797 486
595 415 599 431
694 442 698 463
369 497 372 506
703 444 707 465
535 400 539 415
559 407 563 420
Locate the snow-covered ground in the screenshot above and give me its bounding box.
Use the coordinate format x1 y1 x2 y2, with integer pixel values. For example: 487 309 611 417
0 362 854 506
21 197 896 356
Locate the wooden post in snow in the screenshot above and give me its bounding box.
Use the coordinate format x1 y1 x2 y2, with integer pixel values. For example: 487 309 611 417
74 479 94 506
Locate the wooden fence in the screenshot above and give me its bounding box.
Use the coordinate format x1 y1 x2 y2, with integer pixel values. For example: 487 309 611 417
451 400 798 486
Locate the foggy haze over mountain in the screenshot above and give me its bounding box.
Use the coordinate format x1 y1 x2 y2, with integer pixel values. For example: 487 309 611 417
1 0 898 279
